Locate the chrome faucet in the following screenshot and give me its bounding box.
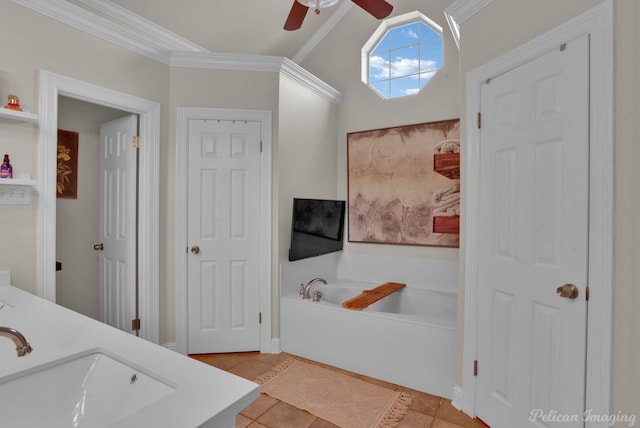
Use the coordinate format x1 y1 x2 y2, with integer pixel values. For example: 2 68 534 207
0 327 32 357
302 277 327 300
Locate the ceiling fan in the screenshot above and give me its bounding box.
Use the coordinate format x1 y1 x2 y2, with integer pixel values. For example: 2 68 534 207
284 0 393 31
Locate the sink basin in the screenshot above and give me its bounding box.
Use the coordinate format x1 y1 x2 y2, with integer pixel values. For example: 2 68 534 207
0 350 176 427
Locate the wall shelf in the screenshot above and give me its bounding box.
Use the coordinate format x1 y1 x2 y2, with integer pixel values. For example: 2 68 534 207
0 178 37 186
433 152 460 234
433 216 460 234
0 104 39 204
433 153 460 179
0 107 38 123
0 178 37 205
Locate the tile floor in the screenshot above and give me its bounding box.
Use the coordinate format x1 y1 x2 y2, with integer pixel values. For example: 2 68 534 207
190 352 488 428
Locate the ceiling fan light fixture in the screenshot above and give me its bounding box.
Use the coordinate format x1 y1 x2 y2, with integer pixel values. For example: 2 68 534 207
296 0 340 11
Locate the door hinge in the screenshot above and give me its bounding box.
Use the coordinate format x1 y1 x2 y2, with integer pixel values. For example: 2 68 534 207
132 136 141 149
132 318 141 331
477 112 482 129
586 286 590 301
260 141 263 153
474 360 478 376
259 312 262 324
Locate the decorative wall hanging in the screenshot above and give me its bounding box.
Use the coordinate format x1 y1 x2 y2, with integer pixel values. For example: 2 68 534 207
347 118 460 247
57 129 79 199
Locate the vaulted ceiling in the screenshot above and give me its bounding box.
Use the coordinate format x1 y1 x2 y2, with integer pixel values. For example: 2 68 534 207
108 0 343 58
13 0 486 67
28 0 376 63
11 0 496 81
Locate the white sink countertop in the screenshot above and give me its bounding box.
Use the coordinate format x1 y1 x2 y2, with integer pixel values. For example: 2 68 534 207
0 285 259 428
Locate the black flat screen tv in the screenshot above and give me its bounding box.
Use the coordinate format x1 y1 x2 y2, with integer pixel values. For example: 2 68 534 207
288 198 346 261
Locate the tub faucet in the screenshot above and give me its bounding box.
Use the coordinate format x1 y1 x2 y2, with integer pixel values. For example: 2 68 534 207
0 327 32 357
303 278 327 300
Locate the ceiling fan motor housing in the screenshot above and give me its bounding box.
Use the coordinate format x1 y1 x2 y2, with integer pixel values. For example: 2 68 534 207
296 0 340 9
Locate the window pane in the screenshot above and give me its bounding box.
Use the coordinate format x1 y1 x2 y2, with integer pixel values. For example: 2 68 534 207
420 42 442 73
390 75 419 98
371 80 390 99
364 13 443 99
371 34 390 57
390 45 419 79
390 22 421 50
420 22 440 43
369 52 389 82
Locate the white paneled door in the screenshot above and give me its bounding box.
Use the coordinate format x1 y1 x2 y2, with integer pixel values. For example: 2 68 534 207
187 119 262 354
98 114 138 333
476 35 589 427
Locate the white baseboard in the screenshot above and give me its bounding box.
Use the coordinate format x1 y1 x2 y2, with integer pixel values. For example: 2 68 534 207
269 338 282 354
451 385 464 410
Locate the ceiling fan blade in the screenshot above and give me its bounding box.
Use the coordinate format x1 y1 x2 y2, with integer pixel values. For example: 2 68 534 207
350 0 393 19
284 0 309 31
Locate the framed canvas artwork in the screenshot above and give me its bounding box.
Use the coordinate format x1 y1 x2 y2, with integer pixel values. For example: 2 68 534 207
57 129 79 199
347 118 460 247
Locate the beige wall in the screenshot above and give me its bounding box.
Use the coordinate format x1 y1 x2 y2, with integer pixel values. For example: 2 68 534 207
56 97 128 319
276 74 339 336
0 2 170 301
166 68 337 341
3 1 638 420
0 1 333 347
166 67 280 343
301 0 460 262
612 0 640 421
302 0 640 421
277 75 339 264
459 0 640 422
457 0 602 393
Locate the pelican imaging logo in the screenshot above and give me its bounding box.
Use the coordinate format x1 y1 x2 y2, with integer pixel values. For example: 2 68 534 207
529 409 636 426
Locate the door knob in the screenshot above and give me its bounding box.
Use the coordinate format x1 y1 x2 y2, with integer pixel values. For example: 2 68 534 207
190 246 200 255
556 283 579 300
93 243 104 251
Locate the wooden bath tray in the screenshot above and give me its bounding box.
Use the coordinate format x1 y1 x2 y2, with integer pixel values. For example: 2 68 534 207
341 282 406 311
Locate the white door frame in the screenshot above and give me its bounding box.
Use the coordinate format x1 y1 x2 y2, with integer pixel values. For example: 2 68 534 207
38 70 161 343
175 107 272 355
460 1 613 423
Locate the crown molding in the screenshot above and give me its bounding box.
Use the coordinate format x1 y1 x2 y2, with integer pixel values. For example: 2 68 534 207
445 0 493 24
76 0 207 52
171 53 342 105
11 0 175 64
11 0 343 105
169 51 284 73
280 58 343 105
444 0 493 49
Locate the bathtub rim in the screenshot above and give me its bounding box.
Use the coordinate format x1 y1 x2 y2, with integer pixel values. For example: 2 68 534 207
280 289 457 331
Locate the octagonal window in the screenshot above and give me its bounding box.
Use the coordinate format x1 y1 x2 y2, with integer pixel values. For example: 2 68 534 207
362 12 443 99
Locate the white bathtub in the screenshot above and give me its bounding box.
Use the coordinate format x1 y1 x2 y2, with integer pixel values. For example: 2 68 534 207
280 281 457 398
